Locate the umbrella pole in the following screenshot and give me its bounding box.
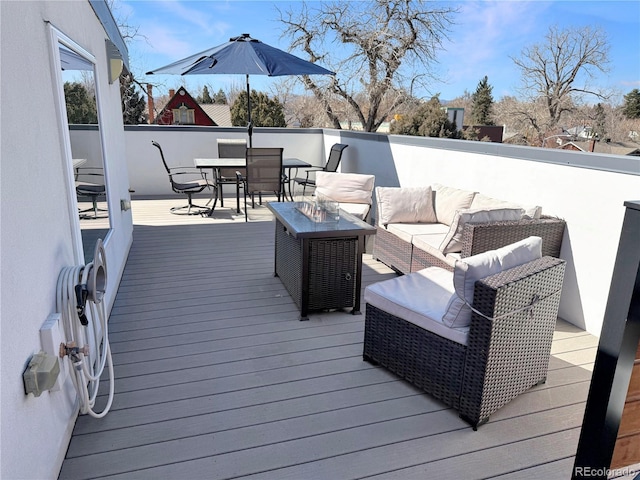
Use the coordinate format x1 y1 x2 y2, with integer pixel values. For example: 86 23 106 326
246 73 252 148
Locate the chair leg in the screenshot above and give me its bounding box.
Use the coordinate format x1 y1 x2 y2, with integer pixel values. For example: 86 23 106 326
236 181 241 214
170 193 209 216
78 194 108 219
244 189 248 222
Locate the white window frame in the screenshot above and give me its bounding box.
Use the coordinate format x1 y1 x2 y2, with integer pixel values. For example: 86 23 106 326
48 23 112 263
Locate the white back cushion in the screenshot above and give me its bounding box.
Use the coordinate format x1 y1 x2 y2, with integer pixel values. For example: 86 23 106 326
375 186 437 226
441 236 543 327
471 193 542 219
316 172 375 204
431 184 476 226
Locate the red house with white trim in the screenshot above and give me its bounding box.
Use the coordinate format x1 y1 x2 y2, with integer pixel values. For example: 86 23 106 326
154 87 217 126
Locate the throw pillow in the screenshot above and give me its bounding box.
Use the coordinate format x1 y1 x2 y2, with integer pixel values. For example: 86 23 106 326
439 207 525 254
441 236 543 328
431 184 476 226
375 186 437 226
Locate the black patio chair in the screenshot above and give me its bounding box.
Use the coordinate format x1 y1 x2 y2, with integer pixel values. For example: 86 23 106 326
75 167 107 219
293 143 348 196
217 138 246 213
237 147 283 222
152 140 216 215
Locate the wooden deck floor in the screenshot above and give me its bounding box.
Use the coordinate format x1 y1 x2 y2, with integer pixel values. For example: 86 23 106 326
59 195 598 480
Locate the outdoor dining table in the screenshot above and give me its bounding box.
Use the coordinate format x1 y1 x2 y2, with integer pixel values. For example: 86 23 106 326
194 157 312 215
73 158 87 169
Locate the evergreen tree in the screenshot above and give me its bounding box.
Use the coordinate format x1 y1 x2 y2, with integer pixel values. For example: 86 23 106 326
593 103 607 141
213 88 227 104
64 82 98 124
471 76 494 125
120 75 147 125
390 96 458 138
622 89 640 119
198 85 214 104
231 90 286 127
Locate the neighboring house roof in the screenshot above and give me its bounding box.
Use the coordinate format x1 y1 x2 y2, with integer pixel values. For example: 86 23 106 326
502 133 529 145
154 87 217 126
561 140 640 156
565 125 594 139
199 104 232 127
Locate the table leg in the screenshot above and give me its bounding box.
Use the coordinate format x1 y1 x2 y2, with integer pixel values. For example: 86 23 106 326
352 235 365 315
200 168 217 207
206 185 219 217
287 168 297 201
273 220 279 278
300 237 310 321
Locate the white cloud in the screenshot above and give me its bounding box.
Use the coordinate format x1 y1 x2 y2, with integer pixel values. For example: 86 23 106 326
435 0 553 98
140 24 194 58
156 0 230 38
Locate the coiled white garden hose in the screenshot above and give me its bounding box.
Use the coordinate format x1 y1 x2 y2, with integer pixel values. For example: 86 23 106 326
56 240 114 418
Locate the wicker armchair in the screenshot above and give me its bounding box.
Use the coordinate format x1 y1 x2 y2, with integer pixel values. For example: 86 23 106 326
363 254 566 429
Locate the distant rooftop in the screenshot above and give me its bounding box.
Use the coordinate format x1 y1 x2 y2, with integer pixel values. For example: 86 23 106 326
199 103 232 127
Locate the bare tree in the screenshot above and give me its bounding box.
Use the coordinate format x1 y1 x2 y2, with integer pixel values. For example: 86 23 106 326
279 0 457 132
494 96 548 146
511 25 611 135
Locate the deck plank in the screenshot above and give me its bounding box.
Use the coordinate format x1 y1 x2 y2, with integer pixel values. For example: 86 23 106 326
59 198 598 480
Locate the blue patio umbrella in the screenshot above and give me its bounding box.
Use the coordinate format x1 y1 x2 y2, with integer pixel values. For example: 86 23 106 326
147 33 335 145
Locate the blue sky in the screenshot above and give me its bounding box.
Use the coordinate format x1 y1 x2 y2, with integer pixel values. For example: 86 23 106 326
117 0 640 104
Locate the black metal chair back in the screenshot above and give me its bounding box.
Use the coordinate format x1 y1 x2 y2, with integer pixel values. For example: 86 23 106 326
216 139 247 211
324 143 348 172
241 147 283 221
245 147 283 194
152 140 173 180
218 139 247 159
151 140 213 215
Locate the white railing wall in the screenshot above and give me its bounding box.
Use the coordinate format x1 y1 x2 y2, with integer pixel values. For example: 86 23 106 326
332 130 640 336
121 126 640 336
124 125 327 196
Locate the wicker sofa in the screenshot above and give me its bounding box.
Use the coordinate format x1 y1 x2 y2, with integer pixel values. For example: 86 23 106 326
364 236 567 428
372 184 566 273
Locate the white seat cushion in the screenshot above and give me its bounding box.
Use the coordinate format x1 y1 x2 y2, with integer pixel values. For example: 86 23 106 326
412 234 456 268
365 267 469 345
442 236 543 328
386 222 450 243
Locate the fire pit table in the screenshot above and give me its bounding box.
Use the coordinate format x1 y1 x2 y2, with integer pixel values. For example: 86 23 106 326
267 201 376 320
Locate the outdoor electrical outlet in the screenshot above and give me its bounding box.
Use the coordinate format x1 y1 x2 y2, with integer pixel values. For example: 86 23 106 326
23 351 60 397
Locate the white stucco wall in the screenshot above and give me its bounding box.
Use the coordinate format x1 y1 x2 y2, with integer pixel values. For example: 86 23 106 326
0 2 133 478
